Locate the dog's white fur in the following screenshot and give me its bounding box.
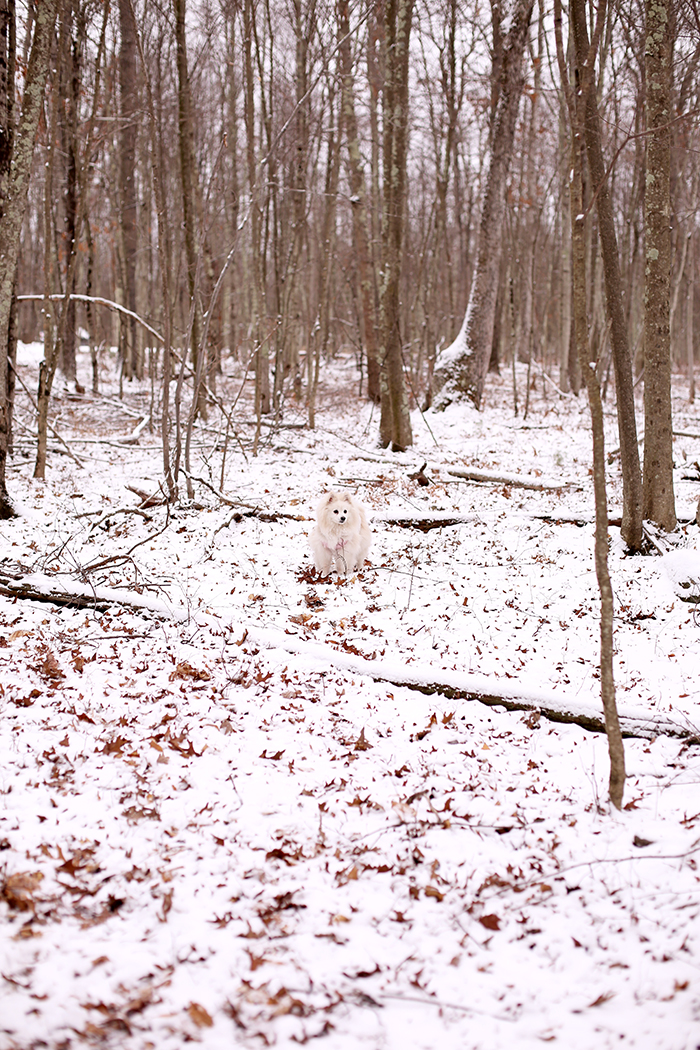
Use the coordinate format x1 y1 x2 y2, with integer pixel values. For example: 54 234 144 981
309 491 371 575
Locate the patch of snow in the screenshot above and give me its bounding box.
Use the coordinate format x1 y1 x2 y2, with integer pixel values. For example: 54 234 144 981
1 355 699 1048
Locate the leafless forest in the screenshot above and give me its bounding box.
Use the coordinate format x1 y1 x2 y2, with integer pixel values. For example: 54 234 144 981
0 0 698 510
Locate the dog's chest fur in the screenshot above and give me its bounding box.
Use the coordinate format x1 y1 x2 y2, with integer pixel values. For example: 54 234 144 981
323 522 351 551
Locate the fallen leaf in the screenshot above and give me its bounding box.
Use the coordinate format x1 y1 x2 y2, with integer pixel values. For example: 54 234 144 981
478 913 500 931
589 992 615 1008
37 650 64 681
98 736 130 756
425 885 444 901
166 730 203 757
354 728 373 751
159 889 173 922
2 871 44 911
169 661 211 682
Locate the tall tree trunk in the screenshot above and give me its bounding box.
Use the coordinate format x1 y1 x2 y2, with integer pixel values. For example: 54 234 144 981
222 6 240 361
174 0 205 419
378 0 414 451
642 0 676 531
130 1 176 501
0 0 15 452
559 105 573 393
308 106 341 429
242 0 270 434
118 0 139 381
570 0 643 551
35 41 61 484
688 232 695 404
0 0 60 516
555 0 625 811
338 0 380 403
35 1 108 480
60 2 81 390
432 0 534 411
423 0 462 404
366 0 383 359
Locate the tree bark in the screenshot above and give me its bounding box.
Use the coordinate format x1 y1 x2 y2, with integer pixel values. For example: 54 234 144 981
242 0 269 436
59 2 81 389
173 0 206 419
131 0 177 502
118 0 139 382
35 2 108 481
555 0 625 810
378 0 414 451
0 0 60 517
308 102 341 429
570 0 643 551
432 0 534 411
642 0 676 531
338 0 380 404
688 231 695 404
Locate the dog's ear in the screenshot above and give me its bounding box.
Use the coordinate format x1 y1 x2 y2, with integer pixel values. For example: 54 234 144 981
325 492 336 505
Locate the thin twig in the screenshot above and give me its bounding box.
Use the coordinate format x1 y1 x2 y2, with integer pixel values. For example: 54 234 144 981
81 506 171 573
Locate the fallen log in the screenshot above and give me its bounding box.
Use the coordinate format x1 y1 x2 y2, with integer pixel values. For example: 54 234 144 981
380 515 473 532
0 562 694 742
232 624 699 744
0 562 179 617
448 468 580 491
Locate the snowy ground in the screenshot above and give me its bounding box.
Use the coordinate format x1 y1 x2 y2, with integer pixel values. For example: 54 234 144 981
1 344 700 1049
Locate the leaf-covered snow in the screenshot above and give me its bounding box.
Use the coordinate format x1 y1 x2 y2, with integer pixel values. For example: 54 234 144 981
1 346 699 1048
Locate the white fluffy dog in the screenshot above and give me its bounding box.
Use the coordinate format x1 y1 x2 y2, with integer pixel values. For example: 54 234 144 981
309 491 371 575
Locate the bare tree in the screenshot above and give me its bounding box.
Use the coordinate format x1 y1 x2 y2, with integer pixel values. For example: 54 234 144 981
174 0 206 418
242 0 270 428
131 0 177 501
642 0 676 531
338 0 380 403
570 0 643 551
0 0 61 517
555 0 625 811
432 0 534 411
378 0 414 451
118 0 140 381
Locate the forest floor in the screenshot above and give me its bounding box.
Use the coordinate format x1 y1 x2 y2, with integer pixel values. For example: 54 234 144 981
1 344 700 1049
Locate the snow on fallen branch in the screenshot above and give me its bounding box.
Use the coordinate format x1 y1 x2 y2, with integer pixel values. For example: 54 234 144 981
0 563 184 619
0 563 695 741
229 622 698 743
448 468 581 491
